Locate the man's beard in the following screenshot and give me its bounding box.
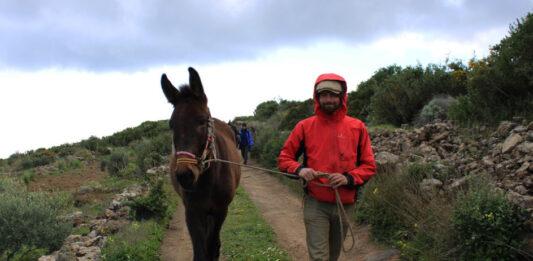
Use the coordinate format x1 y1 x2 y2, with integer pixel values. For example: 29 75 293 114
320 102 340 114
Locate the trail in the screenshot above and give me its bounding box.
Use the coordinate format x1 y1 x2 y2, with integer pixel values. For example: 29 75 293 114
161 160 399 260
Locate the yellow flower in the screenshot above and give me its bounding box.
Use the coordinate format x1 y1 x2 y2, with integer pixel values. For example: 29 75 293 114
373 188 378 194
414 223 418 228
485 212 494 218
133 221 139 228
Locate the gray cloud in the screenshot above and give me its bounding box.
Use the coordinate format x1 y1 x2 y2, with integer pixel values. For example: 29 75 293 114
0 0 531 71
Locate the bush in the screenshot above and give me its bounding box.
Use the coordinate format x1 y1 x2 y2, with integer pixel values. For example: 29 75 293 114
128 180 170 221
369 64 455 126
278 99 314 130
22 170 35 186
80 136 101 151
355 163 456 260
413 95 456 126
104 150 129 176
254 100 279 121
347 65 402 122
0 183 71 260
260 132 290 169
19 149 55 170
452 181 526 260
132 134 170 174
105 120 169 147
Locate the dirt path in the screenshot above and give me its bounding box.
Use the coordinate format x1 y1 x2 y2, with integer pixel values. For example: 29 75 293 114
161 161 399 260
161 205 194 261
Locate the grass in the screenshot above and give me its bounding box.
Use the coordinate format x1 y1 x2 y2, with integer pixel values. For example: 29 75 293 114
100 180 179 261
101 220 164 261
222 186 290 261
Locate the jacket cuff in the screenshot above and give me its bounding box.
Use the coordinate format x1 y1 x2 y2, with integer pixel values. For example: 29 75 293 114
289 165 304 180
343 172 356 189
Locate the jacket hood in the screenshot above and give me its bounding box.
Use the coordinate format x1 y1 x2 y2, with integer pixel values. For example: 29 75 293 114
313 73 347 121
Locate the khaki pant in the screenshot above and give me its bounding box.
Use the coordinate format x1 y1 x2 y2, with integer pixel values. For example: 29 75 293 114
303 194 355 261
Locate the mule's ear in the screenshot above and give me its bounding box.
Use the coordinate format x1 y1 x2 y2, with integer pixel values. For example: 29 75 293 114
161 73 180 105
188 67 207 103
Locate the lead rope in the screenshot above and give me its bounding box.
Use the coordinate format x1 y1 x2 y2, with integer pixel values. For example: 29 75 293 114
203 158 356 252
176 118 355 252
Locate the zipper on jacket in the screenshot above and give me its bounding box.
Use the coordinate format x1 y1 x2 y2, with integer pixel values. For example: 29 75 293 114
330 120 337 173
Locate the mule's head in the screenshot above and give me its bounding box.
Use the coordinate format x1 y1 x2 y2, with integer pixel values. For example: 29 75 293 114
161 67 210 192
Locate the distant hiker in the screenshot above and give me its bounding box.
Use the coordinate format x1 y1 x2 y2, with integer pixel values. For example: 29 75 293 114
278 72 376 261
238 123 254 164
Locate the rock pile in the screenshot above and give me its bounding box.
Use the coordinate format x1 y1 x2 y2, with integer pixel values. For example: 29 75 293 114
370 118 533 228
38 185 147 261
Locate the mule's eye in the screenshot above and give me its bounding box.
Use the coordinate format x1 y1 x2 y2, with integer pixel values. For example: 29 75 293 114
197 118 208 125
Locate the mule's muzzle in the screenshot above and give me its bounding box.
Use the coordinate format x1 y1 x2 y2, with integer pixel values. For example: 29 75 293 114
175 169 197 191
174 155 201 191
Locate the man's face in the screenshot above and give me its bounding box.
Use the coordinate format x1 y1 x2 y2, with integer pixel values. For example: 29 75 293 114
242 125 247 130
318 91 341 114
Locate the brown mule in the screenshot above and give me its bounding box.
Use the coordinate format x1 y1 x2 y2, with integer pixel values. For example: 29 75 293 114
161 67 241 261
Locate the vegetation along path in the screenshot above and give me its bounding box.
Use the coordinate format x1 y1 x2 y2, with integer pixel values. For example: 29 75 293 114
161 160 399 260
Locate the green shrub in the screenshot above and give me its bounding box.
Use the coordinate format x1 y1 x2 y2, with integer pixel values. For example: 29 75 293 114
80 136 101 151
347 65 402 122
448 95 488 127
19 149 55 170
251 126 289 169
452 182 526 260
261 132 289 169
49 144 76 158
22 170 35 185
132 134 171 174
355 163 456 260
233 115 254 122
101 220 163 261
105 120 168 147
106 151 129 176
368 64 457 126
128 180 169 221
57 158 84 171
278 99 314 131
354 166 409 242
7 153 23 166
413 95 456 126
254 100 279 121
0 183 72 260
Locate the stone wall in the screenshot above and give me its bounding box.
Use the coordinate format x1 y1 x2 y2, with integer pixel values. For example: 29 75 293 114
370 118 533 228
38 185 148 261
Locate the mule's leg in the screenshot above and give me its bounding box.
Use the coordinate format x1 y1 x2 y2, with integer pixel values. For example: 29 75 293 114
186 209 209 261
206 209 228 260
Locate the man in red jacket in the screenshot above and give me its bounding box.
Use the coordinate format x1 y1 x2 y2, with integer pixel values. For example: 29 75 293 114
278 72 376 261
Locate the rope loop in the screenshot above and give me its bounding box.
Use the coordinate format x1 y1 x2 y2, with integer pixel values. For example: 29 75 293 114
202 158 356 252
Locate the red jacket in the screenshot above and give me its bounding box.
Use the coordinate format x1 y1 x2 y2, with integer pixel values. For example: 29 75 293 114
278 73 376 204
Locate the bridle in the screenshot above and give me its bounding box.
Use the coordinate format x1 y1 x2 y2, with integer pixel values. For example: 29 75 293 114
172 113 217 173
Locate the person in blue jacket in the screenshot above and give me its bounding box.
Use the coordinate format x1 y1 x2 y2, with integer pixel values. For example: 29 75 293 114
238 123 254 164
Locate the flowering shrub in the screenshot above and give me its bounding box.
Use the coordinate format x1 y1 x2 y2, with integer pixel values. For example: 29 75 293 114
452 184 526 260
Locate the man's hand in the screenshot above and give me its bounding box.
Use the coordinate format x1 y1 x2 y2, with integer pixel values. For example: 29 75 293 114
298 168 317 182
328 173 348 189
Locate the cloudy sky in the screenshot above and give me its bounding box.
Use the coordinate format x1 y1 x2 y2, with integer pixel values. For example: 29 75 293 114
0 0 531 158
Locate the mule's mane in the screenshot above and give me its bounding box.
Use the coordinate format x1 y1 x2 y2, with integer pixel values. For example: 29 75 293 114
176 84 207 104
177 84 195 99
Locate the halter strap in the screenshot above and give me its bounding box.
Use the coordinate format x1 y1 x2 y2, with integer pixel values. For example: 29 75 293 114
173 113 217 173
176 151 196 158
